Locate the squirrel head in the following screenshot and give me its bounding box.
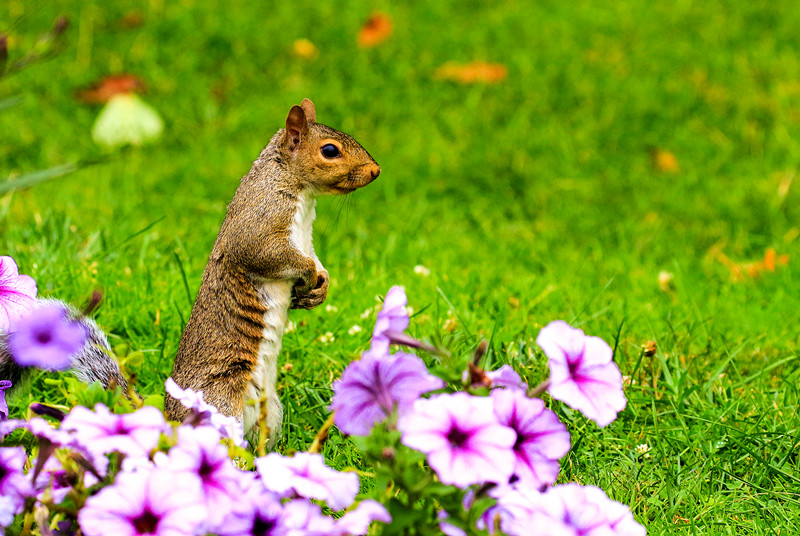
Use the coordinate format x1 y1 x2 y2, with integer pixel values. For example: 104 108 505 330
279 99 381 195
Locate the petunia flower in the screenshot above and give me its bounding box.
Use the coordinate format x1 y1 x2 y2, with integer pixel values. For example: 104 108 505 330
79 467 206 536
7 303 86 370
0 495 16 529
164 426 248 532
537 321 627 427
331 349 444 436
255 452 360 511
486 365 528 391
214 478 285 536
496 482 646 536
0 447 35 514
61 404 165 460
370 286 410 353
165 378 245 446
32 455 98 505
0 256 37 332
0 380 11 421
398 392 517 488
336 500 392 535
491 389 570 488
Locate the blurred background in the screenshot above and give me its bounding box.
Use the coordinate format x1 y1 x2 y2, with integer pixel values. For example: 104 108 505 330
2 1 800 527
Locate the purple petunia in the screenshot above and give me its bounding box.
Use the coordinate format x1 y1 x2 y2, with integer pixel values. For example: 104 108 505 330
491 389 570 488
0 380 11 422
61 404 165 460
0 447 35 515
0 256 37 332
8 303 86 370
370 286 410 353
398 392 517 488
255 452 360 511
79 466 207 536
496 482 646 536
537 321 627 427
331 349 444 436
0 496 16 529
165 378 245 446
164 426 248 532
486 365 528 391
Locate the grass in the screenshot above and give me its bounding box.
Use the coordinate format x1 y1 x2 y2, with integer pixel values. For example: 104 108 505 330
2 0 800 533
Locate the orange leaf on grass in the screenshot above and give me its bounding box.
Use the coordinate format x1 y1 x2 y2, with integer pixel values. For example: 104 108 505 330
711 246 789 282
434 61 507 84
649 148 680 173
75 74 145 104
358 13 393 48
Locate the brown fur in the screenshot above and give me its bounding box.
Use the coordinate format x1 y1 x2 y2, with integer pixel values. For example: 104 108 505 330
165 99 380 424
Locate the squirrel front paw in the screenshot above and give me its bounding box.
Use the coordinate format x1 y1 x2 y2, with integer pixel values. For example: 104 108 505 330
291 270 329 310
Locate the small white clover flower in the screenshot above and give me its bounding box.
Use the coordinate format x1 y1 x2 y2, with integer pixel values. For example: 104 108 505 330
285 321 296 333
325 304 339 313
348 325 363 336
634 443 651 458
360 308 374 319
413 265 431 277
319 332 335 344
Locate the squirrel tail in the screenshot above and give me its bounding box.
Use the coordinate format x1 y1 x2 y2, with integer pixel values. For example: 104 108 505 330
0 299 128 398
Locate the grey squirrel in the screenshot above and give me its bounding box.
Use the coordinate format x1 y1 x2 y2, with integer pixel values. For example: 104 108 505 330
163 99 379 446
2 99 379 449
0 299 128 396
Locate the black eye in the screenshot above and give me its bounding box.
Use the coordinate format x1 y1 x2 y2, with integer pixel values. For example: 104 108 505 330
320 144 341 158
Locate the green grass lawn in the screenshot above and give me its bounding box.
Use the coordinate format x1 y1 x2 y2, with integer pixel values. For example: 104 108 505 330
3 0 800 533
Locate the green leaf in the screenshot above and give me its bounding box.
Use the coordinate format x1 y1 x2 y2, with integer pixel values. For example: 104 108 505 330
0 163 78 195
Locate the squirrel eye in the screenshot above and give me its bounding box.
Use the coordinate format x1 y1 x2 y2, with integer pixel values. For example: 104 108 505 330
320 144 341 158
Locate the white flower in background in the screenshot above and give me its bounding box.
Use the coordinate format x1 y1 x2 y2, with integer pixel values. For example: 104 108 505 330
92 94 164 149
319 332 335 344
325 305 339 313
413 265 431 277
634 443 651 458
285 321 296 333
348 325 363 336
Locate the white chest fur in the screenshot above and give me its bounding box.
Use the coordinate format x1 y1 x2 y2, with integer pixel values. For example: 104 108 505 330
242 192 318 446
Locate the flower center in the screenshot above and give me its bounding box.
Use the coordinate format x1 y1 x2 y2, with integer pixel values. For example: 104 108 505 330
35 329 53 344
198 456 216 481
446 425 471 448
252 515 277 536
131 509 160 534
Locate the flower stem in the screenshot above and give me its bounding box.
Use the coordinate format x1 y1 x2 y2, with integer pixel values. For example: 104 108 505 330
527 379 550 398
308 413 336 454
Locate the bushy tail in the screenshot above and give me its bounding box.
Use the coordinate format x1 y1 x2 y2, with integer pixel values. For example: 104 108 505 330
0 299 128 398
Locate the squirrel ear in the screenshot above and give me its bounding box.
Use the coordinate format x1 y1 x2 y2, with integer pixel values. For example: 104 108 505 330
300 99 316 123
285 105 308 152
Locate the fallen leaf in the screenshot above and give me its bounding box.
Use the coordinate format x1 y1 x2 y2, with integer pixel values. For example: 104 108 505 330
75 74 145 104
434 61 507 84
358 13 393 48
649 148 680 172
711 246 789 281
118 11 145 29
292 38 317 59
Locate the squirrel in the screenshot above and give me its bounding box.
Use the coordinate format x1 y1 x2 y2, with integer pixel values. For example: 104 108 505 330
0 299 128 397
163 99 380 447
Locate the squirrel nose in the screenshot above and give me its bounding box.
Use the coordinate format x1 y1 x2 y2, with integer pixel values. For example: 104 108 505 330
369 165 381 180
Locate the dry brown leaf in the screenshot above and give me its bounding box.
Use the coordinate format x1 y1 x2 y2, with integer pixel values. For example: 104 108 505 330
75 74 145 104
358 13 393 48
434 61 507 84
649 148 680 173
711 246 789 281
